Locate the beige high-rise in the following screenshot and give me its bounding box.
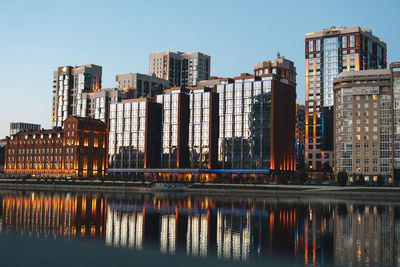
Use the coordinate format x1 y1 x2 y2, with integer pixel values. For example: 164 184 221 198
333 63 400 183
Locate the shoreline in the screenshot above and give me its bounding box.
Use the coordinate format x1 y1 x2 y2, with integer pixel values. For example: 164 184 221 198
0 180 399 202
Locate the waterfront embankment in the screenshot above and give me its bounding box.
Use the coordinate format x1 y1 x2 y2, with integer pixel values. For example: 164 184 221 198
0 179 400 201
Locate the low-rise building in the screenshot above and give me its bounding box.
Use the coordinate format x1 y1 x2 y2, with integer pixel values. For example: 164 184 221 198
4 116 107 178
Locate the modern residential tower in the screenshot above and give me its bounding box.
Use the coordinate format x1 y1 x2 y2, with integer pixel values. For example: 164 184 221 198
52 64 102 127
217 55 297 171
9 122 41 136
149 51 211 87
305 26 387 170
333 63 400 184
115 73 169 98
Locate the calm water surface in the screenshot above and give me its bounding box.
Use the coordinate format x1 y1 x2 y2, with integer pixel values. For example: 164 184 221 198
0 190 399 266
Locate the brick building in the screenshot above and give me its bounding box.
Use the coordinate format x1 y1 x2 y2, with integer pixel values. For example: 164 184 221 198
4 116 107 178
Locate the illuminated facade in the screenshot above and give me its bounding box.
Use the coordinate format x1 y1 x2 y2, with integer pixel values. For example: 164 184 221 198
108 98 162 169
188 87 219 169
334 64 400 183
296 104 306 168
4 116 107 178
217 55 296 170
305 26 387 170
155 88 190 168
52 64 102 127
115 73 169 98
149 51 211 87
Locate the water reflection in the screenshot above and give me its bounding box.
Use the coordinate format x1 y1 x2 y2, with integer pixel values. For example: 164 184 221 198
0 192 399 266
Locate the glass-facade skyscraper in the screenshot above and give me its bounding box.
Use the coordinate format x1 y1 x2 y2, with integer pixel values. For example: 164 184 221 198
305 26 387 170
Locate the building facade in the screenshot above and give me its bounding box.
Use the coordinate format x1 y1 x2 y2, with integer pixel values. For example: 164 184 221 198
155 88 190 168
115 73 169 98
10 122 41 136
188 87 219 169
216 55 296 171
52 64 102 127
79 88 135 123
333 66 400 183
4 116 107 178
254 55 296 86
296 104 306 168
149 51 211 87
108 99 162 170
305 26 387 170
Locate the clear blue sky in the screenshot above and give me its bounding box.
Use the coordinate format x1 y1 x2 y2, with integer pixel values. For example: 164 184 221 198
0 0 399 139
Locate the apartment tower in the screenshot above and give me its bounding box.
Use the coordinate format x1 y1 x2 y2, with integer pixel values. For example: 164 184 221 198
149 51 211 87
52 64 102 127
334 63 400 184
305 26 386 170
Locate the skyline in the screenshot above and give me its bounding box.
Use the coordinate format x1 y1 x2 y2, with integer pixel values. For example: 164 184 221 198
1 0 400 139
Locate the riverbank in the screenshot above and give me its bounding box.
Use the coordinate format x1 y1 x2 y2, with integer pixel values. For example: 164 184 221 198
0 179 400 201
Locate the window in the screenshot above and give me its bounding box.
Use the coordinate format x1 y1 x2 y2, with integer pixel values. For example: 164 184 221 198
308 40 314 52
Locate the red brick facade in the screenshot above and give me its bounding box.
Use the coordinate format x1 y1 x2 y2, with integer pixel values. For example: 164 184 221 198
4 116 107 178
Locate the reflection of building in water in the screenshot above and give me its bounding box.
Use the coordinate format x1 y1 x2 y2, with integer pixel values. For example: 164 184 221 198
334 205 400 266
216 210 251 261
105 204 144 250
160 214 176 254
186 213 209 257
0 193 106 238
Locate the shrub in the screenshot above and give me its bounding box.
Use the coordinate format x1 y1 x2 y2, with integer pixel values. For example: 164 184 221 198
337 171 348 186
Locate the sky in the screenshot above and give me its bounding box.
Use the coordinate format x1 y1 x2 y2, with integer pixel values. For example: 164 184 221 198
0 0 399 139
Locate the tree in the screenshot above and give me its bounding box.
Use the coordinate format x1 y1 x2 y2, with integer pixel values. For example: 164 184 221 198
277 171 290 184
377 175 385 186
337 171 348 186
356 174 365 186
296 168 308 185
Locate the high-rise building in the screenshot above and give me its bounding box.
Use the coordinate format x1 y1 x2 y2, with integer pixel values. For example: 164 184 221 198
296 104 306 168
115 73 169 98
9 122 41 136
217 55 296 171
108 98 162 170
188 87 219 169
5 116 107 178
333 63 400 184
79 88 135 123
305 26 387 170
52 64 102 127
149 51 211 87
155 87 190 168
